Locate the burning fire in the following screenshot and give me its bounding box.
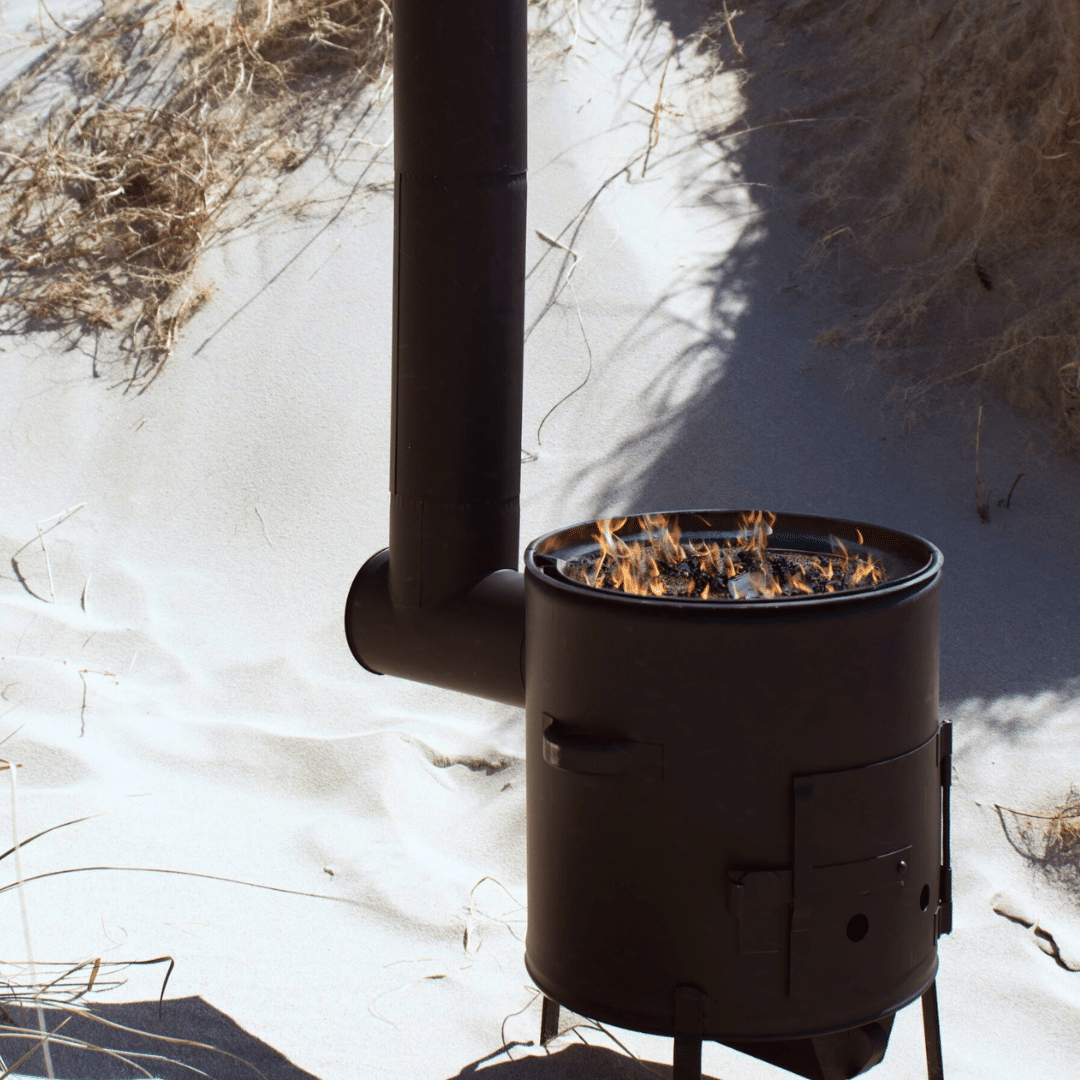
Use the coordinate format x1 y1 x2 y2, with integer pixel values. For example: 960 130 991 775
563 512 886 600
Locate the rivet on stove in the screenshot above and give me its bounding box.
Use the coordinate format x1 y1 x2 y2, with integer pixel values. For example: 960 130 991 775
897 859 909 875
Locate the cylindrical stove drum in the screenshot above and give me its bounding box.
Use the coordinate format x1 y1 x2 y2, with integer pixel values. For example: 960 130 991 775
522 511 948 1077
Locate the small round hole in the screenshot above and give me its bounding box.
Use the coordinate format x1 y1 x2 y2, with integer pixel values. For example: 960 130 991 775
846 913 869 942
920 884 931 912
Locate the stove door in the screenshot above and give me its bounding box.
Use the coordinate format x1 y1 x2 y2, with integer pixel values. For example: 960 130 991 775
788 729 942 1010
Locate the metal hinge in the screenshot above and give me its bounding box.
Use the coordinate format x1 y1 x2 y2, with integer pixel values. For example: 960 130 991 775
938 720 953 936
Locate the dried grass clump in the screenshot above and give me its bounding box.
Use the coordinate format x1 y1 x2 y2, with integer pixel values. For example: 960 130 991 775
0 0 392 389
711 0 1080 450
997 786 1080 897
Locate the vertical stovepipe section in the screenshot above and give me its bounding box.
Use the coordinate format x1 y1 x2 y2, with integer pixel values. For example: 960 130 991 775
391 0 527 609
345 0 529 706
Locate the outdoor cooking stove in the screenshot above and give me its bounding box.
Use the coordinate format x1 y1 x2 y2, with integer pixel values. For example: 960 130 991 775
343 2 951 1078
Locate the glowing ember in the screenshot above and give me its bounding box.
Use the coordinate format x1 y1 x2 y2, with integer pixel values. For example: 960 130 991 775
563 512 887 600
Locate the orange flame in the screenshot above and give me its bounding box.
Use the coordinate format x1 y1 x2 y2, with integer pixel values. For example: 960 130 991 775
850 554 885 586
831 537 851 578
565 513 887 600
790 567 813 594
726 510 775 560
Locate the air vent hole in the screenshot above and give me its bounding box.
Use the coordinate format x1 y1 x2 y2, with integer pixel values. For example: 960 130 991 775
920 884 931 911
846 913 869 942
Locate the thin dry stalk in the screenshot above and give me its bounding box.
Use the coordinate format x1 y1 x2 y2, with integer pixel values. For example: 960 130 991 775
10 503 86 604
77 668 116 737
641 45 676 179
0 793 259 1078
721 0 746 62
999 471 1024 510
2 756 55 1078
974 405 991 522
0 0 393 389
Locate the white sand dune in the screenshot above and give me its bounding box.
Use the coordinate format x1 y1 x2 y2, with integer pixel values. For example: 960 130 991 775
2 1 1079 1078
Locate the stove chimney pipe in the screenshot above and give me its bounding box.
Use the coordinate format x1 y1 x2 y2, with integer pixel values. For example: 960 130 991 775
345 0 529 706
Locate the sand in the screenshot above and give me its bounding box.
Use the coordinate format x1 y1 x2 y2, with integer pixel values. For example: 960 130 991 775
1 1 1079 1077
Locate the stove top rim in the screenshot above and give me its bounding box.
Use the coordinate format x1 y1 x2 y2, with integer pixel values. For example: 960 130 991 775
525 508 943 609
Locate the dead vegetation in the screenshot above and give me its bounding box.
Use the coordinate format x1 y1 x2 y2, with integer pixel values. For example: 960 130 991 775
705 0 1080 451
0 768 250 1078
0 0 392 390
997 786 1080 898
0 958 272 1078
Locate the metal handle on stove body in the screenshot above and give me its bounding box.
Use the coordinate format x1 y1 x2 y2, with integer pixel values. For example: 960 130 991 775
541 715 664 780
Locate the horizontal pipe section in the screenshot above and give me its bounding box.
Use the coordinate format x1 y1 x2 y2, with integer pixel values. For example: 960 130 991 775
346 549 526 707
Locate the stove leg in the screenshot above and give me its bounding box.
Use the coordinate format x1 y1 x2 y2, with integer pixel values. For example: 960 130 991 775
673 1034 702 1080
539 995 560 1046
921 979 944 1080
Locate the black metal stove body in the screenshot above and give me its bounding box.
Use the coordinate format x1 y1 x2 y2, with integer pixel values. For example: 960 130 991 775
348 508 951 1079
521 512 950 1078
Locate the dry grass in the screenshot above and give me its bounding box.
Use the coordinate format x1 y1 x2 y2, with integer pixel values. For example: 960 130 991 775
707 0 1080 451
997 786 1080 898
0 0 392 390
0 983 271 1080
0 768 256 1078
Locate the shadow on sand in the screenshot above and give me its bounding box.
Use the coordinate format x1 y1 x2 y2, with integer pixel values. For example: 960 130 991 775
579 0 1080 708
7 1006 717 1080
449 1041 718 1080
4 997 320 1080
